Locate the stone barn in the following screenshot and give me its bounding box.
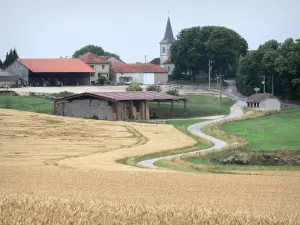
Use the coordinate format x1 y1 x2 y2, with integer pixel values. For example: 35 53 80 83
54 92 187 121
6 58 95 86
246 93 281 111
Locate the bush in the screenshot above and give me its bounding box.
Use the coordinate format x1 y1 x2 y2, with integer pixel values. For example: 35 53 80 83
166 87 179 96
126 82 143 91
97 76 107 85
52 91 75 98
105 80 112 85
146 85 162 92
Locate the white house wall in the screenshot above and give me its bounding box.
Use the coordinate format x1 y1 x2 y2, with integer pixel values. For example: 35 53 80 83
116 72 144 84
260 99 281 111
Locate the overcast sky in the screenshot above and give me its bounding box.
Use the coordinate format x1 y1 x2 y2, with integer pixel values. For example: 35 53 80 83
1 0 299 63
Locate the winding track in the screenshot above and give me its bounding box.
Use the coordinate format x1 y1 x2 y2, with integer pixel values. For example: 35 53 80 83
137 81 246 169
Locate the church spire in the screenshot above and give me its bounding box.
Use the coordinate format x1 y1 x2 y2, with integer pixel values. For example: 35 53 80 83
160 17 176 44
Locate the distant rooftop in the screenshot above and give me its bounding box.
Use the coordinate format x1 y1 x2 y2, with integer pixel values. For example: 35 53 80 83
246 93 277 103
111 63 167 73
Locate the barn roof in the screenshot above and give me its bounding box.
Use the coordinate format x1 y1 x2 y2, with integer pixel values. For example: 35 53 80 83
246 93 277 103
79 52 110 64
17 58 95 73
55 91 186 102
111 63 167 73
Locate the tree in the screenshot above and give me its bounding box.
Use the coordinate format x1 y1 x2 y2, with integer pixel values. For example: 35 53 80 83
171 26 248 82
3 48 19 69
237 38 300 99
72 45 120 59
0 59 3 69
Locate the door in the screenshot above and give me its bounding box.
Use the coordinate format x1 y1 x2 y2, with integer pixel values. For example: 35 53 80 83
143 73 154 85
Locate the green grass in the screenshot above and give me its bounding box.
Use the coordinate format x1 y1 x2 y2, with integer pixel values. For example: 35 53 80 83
0 96 53 114
149 95 235 119
221 108 300 151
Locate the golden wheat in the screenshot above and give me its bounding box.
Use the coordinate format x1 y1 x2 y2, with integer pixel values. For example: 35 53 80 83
0 109 300 224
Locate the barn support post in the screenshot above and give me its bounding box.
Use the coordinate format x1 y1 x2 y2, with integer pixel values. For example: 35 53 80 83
115 101 119 121
170 100 174 118
144 100 147 120
184 100 187 118
157 100 160 119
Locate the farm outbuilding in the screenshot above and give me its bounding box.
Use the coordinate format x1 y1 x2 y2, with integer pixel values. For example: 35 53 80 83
54 92 187 121
110 63 168 85
6 58 95 86
246 93 281 111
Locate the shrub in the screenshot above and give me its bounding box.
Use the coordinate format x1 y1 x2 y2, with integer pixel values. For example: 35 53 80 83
97 76 107 85
126 82 143 91
105 80 112 85
166 87 179 96
53 91 75 98
146 85 162 92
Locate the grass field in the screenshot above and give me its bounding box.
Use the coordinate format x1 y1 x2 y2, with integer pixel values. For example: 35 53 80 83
0 96 53 113
1 109 300 224
221 108 300 151
149 94 235 118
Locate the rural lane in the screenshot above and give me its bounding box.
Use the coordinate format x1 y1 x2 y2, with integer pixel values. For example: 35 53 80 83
137 81 246 169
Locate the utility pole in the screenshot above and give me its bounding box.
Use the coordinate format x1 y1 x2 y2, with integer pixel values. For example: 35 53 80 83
208 60 212 92
260 75 266 93
272 73 274 95
217 75 224 107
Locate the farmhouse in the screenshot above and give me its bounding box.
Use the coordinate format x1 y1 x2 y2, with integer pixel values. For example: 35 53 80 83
6 58 95 86
110 63 168 85
79 52 125 85
246 93 281 111
54 92 187 121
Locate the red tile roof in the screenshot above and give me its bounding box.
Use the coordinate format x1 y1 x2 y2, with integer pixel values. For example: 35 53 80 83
79 52 109 64
55 91 186 102
111 63 167 73
18 58 95 73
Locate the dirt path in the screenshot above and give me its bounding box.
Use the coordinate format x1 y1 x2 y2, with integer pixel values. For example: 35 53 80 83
138 80 246 169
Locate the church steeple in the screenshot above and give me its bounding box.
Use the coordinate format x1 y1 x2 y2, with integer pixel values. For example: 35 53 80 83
160 17 176 44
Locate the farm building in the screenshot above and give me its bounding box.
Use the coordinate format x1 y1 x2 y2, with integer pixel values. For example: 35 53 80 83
6 58 95 86
246 93 281 111
0 70 18 87
79 52 125 85
54 92 187 121
110 63 168 85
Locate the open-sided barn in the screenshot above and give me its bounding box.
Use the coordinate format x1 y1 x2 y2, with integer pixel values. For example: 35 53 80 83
6 58 95 86
54 92 187 121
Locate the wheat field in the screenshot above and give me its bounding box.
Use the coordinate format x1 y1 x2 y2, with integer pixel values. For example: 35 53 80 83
0 109 300 225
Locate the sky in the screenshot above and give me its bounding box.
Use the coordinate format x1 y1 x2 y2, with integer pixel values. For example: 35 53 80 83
0 0 300 63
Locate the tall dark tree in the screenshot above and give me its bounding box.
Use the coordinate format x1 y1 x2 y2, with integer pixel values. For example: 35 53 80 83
170 26 248 82
3 48 19 69
0 59 3 69
72 45 120 59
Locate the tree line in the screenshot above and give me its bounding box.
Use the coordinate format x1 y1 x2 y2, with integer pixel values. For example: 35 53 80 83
236 39 300 99
170 26 300 99
0 48 19 70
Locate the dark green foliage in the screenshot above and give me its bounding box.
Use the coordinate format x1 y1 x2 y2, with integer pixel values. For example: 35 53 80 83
126 82 143 91
52 91 75 98
97 76 107 85
236 38 300 99
2 48 19 69
170 26 248 82
166 87 179 96
72 45 120 60
146 85 162 92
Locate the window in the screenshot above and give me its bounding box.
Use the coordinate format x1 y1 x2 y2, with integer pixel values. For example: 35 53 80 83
98 73 102 77
163 47 166 53
167 66 170 72
108 101 112 106
90 65 94 69
102 65 105 69
91 73 95 77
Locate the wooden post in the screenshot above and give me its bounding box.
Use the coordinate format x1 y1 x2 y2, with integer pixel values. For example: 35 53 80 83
144 100 147 120
157 100 160 119
170 100 174 118
184 100 187 118
115 102 119 121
